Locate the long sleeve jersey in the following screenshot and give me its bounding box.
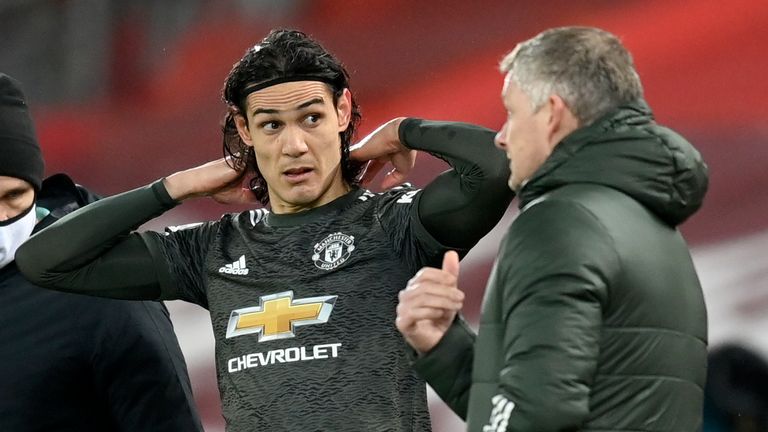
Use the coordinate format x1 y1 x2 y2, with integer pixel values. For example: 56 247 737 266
17 119 513 431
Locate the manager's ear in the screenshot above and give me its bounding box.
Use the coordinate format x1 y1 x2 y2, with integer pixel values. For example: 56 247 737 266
545 94 579 147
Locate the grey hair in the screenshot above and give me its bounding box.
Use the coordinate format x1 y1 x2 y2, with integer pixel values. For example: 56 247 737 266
500 27 644 126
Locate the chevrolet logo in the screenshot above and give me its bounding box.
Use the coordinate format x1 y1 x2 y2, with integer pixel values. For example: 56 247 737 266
226 291 337 341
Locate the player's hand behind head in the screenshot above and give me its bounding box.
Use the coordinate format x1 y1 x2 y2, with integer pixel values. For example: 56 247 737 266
164 157 259 205
350 117 416 190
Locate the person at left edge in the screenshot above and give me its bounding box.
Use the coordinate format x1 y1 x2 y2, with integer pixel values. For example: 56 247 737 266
0 72 204 432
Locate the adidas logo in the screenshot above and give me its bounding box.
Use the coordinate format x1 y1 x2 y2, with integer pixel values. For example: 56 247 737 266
219 255 250 275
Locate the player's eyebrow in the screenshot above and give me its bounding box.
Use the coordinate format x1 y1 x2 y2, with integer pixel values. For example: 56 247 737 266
252 98 324 116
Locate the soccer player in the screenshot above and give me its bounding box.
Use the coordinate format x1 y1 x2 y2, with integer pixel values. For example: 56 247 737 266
0 73 203 431
16 30 513 431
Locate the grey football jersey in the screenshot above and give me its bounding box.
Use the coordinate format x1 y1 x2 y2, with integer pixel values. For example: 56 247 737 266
143 186 452 431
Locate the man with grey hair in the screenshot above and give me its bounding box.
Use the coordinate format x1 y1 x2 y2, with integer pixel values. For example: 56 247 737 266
395 26 709 431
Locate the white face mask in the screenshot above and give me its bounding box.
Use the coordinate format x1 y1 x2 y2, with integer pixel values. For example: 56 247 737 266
0 204 36 269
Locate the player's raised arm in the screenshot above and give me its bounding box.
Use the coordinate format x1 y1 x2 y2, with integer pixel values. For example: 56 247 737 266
15 158 254 300
351 117 514 250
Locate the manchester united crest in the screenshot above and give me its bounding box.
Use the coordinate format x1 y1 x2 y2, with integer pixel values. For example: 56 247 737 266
312 232 355 270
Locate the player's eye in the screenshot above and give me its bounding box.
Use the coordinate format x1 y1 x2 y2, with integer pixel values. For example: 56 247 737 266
260 120 282 132
303 113 322 127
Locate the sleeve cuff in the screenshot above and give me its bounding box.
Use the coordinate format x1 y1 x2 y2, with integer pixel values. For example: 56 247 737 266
398 117 422 150
151 179 181 208
412 318 475 374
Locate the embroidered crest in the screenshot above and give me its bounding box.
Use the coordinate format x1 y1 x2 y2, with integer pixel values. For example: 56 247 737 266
312 232 355 270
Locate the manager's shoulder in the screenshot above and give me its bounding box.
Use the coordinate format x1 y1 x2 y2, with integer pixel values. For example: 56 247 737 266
514 191 612 240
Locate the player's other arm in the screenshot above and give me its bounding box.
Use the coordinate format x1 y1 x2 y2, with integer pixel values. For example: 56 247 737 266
16 158 253 300
352 117 513 250
15 181 176 299
401 118 513 249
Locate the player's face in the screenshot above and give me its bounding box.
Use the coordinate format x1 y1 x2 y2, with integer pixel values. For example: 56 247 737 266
235 81 352 213
494 73 556 192
0 176 34 222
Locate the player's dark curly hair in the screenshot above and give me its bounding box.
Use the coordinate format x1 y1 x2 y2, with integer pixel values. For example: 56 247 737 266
221 29 364 205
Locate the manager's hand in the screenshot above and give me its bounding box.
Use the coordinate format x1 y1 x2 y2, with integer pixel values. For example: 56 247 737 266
396 251 464 354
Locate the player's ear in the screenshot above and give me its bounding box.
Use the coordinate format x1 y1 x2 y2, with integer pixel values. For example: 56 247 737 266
234 113 254 147
336 88 352 132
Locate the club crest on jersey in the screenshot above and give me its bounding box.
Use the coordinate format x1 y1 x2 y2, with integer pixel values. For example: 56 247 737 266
312 232 355 270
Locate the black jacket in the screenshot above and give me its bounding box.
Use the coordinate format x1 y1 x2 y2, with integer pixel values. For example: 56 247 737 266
0 174 203 432
414 103 709 431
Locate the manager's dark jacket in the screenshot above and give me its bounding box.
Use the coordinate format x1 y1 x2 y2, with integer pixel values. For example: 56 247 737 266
414 102 709 431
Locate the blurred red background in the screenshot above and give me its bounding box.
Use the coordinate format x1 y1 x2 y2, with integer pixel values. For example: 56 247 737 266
4 0 767 430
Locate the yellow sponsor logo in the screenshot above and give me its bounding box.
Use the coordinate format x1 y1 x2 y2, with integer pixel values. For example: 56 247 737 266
226 291 336 341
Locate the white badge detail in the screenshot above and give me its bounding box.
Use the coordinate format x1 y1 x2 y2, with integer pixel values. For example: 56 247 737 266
312 232 355 270
219 255 249 275
396 190 419 204
482 394 515 432
166 222 204 233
